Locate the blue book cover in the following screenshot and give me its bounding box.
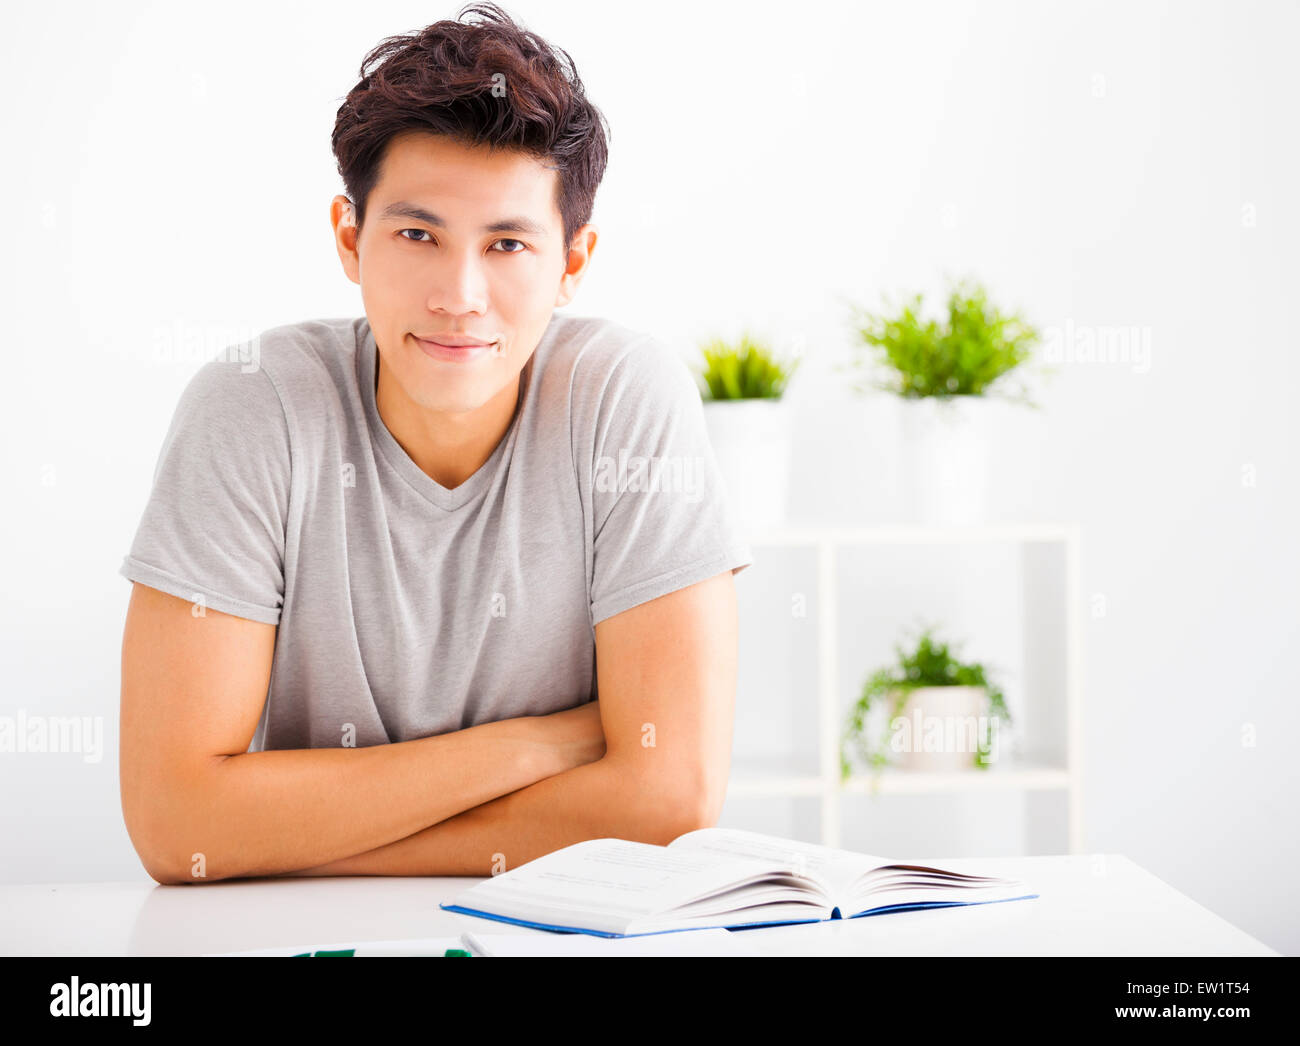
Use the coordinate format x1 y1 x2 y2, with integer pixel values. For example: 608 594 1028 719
441 895 1040 939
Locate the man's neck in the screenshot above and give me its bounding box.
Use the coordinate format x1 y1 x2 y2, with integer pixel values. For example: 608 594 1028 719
375 354 521 491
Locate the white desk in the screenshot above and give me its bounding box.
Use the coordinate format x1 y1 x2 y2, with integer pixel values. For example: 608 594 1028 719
0 854 1278 956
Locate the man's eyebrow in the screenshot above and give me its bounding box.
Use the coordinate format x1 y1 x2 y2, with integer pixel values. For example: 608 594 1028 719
377 201 547 236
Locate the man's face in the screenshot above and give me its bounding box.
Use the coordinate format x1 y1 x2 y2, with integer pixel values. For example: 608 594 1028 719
332 130 592 415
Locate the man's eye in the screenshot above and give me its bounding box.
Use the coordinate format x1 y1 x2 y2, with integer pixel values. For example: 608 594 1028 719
397 230 527 254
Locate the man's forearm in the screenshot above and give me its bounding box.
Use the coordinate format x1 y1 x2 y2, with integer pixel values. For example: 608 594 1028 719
283 751 710 877
144 714 571 884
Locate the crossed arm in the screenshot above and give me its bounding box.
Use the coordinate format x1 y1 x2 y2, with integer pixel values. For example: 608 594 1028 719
277 569 740 877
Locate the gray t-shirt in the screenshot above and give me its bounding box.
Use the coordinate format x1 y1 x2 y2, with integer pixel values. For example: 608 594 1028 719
119 313 753 752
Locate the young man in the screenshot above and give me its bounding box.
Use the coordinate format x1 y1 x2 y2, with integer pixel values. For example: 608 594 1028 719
117 4 751 884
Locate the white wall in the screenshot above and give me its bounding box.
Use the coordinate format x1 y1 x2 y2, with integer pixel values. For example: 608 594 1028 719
1 0 1295 954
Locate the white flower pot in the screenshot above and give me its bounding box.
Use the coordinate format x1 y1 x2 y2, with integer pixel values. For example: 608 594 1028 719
891 685 990 772
898 396 989 526
702 398 792 537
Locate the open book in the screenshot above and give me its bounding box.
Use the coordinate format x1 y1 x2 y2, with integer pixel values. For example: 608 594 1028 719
440 827 1038 938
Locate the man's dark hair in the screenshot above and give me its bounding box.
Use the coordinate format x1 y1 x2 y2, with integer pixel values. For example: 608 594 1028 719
331 2 610 254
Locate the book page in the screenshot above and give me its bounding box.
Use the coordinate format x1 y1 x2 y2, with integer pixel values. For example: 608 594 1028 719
665 829 1036 920
668 827 885 899
446 838 796 936
846 875 1034 915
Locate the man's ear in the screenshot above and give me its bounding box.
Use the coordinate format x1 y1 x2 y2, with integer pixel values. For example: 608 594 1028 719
331 195 361 285
556 223 598 308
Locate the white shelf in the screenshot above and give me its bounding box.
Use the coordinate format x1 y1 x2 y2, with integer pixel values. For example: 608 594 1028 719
728 757 1070 798
748 522 1081 546
841 761 1071 795
725 522 1084 854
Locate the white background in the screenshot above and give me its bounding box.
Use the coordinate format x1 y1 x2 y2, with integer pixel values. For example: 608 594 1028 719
0 0 1296 954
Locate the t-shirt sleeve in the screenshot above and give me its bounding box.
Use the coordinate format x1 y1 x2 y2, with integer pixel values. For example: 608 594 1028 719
118 357 292 625
586 338 753 627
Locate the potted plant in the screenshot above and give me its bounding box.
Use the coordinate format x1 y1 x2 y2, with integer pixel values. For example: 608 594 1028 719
845 278 1040 525
840 626 1011 779
693 331 801 535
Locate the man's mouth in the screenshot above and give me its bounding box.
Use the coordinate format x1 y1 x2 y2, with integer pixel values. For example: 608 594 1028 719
417 333 496 348
413 335 499 362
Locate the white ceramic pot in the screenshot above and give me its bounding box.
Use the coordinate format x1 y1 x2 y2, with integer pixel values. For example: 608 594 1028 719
898 395 989 526
702 398 792 537
890 685 989 772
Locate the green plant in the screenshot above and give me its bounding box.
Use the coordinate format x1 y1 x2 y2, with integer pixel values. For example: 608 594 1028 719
695 331 800 400
840 626 1011 780
846 279 1039 404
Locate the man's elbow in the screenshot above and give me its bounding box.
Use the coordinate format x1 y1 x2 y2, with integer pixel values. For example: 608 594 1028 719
629 767 727 845
132 842 188 886
132 837 208 886
128 826 239 886
123 806 186 886
140 849 248 886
